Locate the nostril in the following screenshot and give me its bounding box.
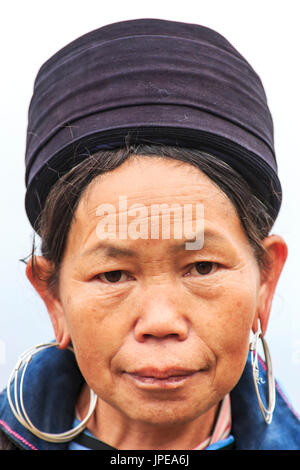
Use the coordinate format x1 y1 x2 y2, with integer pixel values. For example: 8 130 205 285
134 312 189 343
142 333 181 340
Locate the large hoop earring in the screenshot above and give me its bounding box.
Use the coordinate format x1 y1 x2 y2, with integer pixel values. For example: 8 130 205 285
249 331 276 424
7 342 98 443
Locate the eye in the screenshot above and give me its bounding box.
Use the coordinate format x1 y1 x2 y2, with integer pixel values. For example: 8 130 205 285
190 262 217 276
96 270 130 283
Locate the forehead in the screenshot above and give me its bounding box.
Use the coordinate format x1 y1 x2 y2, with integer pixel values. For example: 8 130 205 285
66 156 249 255
79 155 231 214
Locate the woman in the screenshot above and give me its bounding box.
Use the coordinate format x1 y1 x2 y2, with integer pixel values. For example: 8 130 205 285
0 18 299 450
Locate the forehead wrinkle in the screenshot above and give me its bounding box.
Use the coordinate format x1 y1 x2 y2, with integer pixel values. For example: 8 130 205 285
71 203 241 261
79 225 238 260
66 157 246 262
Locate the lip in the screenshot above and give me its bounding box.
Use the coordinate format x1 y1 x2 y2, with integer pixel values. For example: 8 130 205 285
123 367 199 389
129 367 198 379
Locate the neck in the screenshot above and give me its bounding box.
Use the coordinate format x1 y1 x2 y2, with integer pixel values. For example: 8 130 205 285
76 384 219 450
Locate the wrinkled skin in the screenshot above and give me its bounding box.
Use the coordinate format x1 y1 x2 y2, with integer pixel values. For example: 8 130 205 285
27 156 287 449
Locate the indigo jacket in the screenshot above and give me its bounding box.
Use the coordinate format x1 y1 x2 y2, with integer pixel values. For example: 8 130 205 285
0 345 299 450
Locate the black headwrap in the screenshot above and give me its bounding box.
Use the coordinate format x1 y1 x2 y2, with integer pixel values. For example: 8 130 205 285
25 18 281 230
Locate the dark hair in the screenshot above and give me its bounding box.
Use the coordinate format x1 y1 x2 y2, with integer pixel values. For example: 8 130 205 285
30 144 275 292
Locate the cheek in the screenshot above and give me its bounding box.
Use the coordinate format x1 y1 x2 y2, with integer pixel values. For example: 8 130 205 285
184 263 259 388
64 289 135 396
61 290 126 387
202 282 258 393
197 266 259 338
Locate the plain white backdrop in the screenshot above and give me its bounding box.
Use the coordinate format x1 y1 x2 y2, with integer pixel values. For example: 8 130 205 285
1 0 299 413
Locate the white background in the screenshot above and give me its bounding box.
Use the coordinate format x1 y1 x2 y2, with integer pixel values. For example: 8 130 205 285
0 0 299 413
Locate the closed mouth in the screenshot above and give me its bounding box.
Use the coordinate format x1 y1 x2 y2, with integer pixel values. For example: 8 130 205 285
128 368 198 379
123 367 200 388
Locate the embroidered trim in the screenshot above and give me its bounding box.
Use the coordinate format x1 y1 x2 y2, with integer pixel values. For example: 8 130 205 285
0 419 37 450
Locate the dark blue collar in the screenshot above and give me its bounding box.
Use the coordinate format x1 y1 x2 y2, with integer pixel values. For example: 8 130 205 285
0 346 299 450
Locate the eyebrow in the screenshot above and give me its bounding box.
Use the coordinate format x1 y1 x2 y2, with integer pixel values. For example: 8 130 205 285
81 230 229 259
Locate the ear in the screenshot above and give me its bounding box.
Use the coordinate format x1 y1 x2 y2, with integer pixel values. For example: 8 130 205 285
26 256 71 349
252 234 288 336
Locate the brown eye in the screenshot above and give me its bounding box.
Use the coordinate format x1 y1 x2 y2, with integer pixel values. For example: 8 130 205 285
194 262 214 275
96 270 135 285
103 270 123 283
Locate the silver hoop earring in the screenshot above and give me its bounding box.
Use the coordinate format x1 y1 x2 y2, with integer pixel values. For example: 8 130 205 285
249 331 276 424
7 342 98 443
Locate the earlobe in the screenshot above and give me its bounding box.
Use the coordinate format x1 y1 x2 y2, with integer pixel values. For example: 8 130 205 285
252 234 288 336
26 256 71 349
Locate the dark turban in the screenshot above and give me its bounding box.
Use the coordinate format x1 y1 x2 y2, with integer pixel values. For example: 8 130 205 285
25 18 281 230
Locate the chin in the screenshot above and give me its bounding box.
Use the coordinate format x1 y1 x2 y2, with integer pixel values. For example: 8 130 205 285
116 397 213 428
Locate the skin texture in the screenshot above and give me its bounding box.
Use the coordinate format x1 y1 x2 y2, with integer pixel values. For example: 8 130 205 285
27 156 288 449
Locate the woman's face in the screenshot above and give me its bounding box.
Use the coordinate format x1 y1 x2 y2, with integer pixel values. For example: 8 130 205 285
36 157 279 427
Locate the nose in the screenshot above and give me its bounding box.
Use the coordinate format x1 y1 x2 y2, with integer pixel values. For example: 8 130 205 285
133 290 189 342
